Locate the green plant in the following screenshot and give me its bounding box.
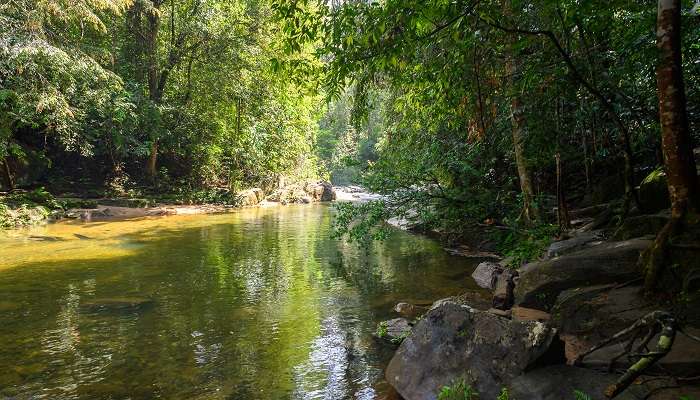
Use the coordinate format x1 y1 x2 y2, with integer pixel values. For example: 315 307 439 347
437 380 478 400
497 387 510 400
496 224 558 267
375 322 388 338
573 390 592 400
391 329 410 344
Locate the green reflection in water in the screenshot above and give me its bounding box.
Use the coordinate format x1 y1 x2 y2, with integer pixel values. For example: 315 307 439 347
0 205 482 399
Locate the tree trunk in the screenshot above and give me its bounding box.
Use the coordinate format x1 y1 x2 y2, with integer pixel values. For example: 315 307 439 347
2 158 14 190
147 140 158 180
643 0 699 294
504 0 540 224
656 0 699 217
556 153 571 232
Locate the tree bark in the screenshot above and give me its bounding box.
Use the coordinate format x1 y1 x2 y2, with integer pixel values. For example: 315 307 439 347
656 0 699 217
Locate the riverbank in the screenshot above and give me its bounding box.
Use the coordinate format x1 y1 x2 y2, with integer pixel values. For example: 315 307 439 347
376 203 700 400
0 181 338 228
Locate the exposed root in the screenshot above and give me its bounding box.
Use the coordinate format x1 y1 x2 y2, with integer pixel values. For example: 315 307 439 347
574 311 677 399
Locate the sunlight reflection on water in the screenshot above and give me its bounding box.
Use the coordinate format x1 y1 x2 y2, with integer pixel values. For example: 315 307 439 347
0 205 482 399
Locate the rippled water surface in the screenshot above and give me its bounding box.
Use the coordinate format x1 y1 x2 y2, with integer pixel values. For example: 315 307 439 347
0 205 480 399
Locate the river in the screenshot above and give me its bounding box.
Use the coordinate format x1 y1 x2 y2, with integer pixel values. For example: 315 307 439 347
0 204 481 399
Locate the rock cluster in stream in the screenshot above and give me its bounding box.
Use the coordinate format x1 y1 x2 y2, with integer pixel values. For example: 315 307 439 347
377 208 700 400
237 181 336 206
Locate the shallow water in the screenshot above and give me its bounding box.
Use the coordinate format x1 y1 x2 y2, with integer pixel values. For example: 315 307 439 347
0 205 481 399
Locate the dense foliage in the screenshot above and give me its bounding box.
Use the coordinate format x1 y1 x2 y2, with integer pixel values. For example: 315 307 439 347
0 0 324 195
276 0 700 248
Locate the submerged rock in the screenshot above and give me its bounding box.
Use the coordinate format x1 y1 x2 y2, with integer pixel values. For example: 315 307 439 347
80 297 154 312
393 302 427 319
385 301 556 400
514 238 651 311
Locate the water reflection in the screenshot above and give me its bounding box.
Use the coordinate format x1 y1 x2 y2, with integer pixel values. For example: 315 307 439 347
0 205 481 399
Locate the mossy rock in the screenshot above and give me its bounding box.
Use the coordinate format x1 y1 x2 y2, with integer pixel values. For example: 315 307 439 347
611 213 669 241
638 167 670 213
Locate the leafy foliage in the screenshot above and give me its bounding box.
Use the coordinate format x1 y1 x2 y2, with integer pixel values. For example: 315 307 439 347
438 380 479 400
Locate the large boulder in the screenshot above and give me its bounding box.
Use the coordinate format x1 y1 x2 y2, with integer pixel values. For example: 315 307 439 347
514 238 651 311
385 301 556 400
237 188 264 206
305 181 336 202
266 181 336 204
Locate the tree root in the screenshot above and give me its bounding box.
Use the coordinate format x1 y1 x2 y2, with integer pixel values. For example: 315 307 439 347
574 311 677 399
641 202 688 294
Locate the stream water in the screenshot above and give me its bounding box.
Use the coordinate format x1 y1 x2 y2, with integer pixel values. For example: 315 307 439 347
0 204 481 399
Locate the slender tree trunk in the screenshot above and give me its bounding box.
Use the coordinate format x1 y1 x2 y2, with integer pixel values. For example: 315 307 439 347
145 6 161 182
656 0 699 217
147 141 158 179
2 158 14 190
506 64 540 224
556 153 570 232
503 0 540 224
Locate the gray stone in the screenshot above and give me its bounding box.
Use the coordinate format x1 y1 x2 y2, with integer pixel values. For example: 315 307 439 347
545 230 604 259
385 301 555 400
471 261 503 290
514 238 651 311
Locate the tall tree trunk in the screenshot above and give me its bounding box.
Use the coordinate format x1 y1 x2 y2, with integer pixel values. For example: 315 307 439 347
643 0 699 293
656 0 699 217
503 0 540 224
506 63 540 224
